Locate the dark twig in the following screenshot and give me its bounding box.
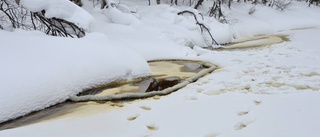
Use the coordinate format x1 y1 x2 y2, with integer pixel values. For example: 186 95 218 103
30 11 36 30
194 0 204 9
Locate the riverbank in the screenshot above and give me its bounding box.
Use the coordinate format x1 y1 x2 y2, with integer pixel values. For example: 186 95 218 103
1 27 320 136
1 0 320 136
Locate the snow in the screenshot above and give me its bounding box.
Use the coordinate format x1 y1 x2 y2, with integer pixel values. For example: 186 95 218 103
103 6 142 26
227 2 320 38
1 0 320 136
0 30 151 123
2 92 320 137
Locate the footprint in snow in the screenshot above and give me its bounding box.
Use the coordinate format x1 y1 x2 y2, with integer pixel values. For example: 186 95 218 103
184 95 198 100
153 95 161 100
146 123 159 131
140 105 152 110
238 111 249 116
127 114 140 121
197 89 204 93
237 106 250 116
254 98 262 105
234 118 255 130
204 132 220 137
109 103 124 107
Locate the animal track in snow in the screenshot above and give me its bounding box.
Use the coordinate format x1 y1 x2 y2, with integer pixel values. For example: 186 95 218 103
146 123 159 131
140 105 152 110
237 106 251 116
197 89 204 93
234 119 254 130
127 114 140 121
184 95 198 100
204 132 220 137
238 111 249 116
109 103 124 107
153 95 161 100
234 122 247 130
254 99 262 105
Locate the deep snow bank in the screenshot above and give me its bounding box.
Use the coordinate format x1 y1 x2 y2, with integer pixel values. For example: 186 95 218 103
89 0 320 52
0 30 151 123
91 5 200 60
227 2 320 38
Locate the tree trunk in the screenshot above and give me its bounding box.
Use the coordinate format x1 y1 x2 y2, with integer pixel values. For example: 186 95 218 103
171 0 178 5
101 0 108 9
15 0 20 5
194 0 204 9
228 0 232 8
262 0 267 4
70 0 83 7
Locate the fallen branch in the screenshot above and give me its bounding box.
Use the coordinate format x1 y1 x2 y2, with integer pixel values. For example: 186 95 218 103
69 62 217 102
177 10 220 46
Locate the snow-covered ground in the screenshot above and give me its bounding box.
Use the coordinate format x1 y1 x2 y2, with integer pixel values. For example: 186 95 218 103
1 0 320 136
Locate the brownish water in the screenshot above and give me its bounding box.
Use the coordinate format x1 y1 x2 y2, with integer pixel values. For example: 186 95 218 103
218 34 289 50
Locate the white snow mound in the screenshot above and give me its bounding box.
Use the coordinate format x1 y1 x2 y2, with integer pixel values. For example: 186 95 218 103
0 30 151 123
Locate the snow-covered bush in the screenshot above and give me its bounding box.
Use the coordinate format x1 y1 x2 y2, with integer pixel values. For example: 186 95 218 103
0 0 93 37
208 0 227 23
178 10 220 47
70 0 83 6
308 0 320 6
146 0 199 6
0 0 32 30
269 0 293 11
32 11 85 38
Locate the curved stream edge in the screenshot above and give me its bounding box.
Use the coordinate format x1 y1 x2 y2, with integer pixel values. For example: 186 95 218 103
69 62 217 102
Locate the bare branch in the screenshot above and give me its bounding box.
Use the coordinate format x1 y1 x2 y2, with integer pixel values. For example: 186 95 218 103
178 10 220 46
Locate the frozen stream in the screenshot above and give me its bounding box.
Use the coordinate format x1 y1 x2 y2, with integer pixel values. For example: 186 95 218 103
0 60 210 130
219 34 289 50
0 33 289 131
